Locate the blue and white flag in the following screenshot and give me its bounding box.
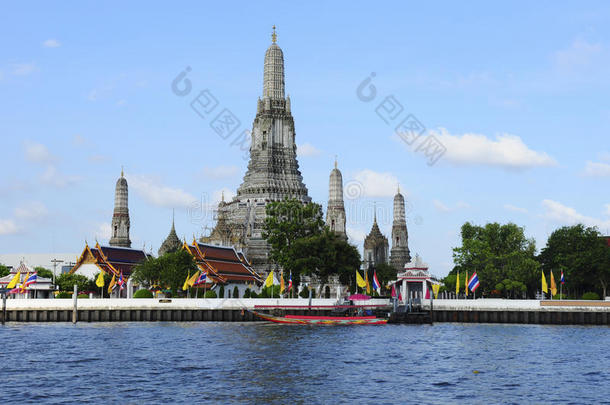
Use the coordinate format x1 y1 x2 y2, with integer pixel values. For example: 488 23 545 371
195 271 207 285
467 272 480 292
560 271 565 285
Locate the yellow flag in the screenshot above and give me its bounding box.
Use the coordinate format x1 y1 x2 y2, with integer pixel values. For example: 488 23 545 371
280 271 285 294
187 271 200 287
541 271 548 294
7 270 21 289
20 272 29 292
265 270 274 288
96 272 105 288
107 273 116 294
356 271 366 288
550 271 557 296
365 270 371 294
182 271 190 291
465 271 469 295
432 284 440 299
456 272 460 295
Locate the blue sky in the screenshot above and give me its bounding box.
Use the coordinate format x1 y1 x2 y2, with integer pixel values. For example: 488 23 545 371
1 1 610 276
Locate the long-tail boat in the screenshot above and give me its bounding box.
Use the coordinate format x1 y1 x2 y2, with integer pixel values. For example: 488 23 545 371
249 310 388 325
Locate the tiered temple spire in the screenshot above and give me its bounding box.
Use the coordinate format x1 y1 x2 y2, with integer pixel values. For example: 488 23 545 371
109 168 131 248
326 157 346 240
390 185 411 271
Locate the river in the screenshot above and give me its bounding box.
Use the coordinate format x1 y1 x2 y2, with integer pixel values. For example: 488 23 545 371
1 322 608 404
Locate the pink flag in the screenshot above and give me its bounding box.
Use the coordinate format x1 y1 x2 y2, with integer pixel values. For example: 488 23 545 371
391 284 397 298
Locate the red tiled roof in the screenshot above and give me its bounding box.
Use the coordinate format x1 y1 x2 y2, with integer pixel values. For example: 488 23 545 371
185 243 262 285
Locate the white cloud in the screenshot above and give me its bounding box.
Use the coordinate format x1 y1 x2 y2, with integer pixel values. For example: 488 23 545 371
346 227 367 245
298 143 322 157
542 199 610 229
504 204 528 214
40 165 80 188
605 204 610 217
350 170 399 198
432 199 469 213
14 201 48 220
583 161 610 177
202 165 239 180
12 63 37 76
88 154 110 163
128 174 197 208
598 151 610 163
0 219 18 235
42 39 61 48
429 128 557 169
433 199 451 213
116 99 127 107
554 40 602 71
24 140 56 164
95 223 112 240
72 134 87 146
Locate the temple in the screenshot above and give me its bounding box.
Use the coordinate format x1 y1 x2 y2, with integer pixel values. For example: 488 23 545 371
393 254 432 300
0 261 54 298
389 186 411 271
109 168 131 248
363 208 389 270
208 26 311 274
158 212 181 256
326 159 347 240
182 240 262 297
70 242 150 280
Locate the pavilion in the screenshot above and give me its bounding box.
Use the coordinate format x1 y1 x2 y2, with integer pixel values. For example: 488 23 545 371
0 261 54 298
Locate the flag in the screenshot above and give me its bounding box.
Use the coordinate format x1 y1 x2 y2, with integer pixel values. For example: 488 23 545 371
20 272 29 293
356 271 366 288
24 273 37 286
118 272 125 290
108 273 116 294
187 271 200 287
95 272 105 288
541 271 548 294
265 270 274 288
432 284 440 299
468 272 480 292
465 271 469 294
288 272 292 291
280 271 285 294
365 270 371 294
391 284 397 298
7 270 21 289
456 272 460 295
550 271 557 296
560 270 565 285
372 271 380 293
182 271 191 291
195 271 207 285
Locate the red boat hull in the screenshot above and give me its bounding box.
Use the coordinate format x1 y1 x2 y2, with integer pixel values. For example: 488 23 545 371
250 311 388 325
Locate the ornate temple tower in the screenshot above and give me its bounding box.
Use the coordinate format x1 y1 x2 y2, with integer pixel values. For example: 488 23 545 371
109 168 131 248
326 159 346 240
390 186 411 271
158 211 181 256
363 209 389 270
209 27 311 273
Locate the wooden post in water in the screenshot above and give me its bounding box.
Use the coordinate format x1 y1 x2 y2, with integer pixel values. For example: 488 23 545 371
72 284 78 324
2 293 6 325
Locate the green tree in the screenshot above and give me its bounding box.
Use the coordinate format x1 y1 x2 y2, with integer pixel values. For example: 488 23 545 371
538 225 610 298
55 273 91 293
0 264 10 278
132 249 197 296
34 266 54 280
263 198 361 286
452 222 540 297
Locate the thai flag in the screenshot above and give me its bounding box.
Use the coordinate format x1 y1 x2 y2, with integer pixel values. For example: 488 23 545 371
288 272 292 291
118 272 125 290
468 272 480 292
372 271 380 293
195 271 207 285
24 273 37 286
560 271 565 285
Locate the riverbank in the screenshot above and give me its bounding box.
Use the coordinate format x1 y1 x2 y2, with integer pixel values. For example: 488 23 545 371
1 298 609 324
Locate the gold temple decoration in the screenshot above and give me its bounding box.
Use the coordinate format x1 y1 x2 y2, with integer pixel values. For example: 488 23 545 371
271 25 277 43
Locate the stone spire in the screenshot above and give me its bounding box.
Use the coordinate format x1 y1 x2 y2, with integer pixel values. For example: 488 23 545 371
263 25 285 101
363 205 389 270
109 168 131 247
326 157 346 240
209 29 311 273
158 210 181 256
390 185 411 271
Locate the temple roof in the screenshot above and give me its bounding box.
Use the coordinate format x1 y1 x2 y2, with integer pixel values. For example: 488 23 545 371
158 217 181 256
70 243 149 278
183 241 262 285
364 215 389 249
